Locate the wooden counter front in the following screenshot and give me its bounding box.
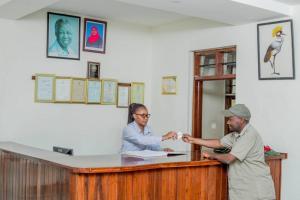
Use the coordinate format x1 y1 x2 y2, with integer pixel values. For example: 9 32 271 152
0 142 286 200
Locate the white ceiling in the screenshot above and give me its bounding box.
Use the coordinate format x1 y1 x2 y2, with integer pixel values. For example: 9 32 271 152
116 0 290 25
0 0 59 19
0 0 297 27
273 0 300 5
48 0 191 27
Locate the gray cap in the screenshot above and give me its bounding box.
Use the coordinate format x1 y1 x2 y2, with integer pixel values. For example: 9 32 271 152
224 104 251 120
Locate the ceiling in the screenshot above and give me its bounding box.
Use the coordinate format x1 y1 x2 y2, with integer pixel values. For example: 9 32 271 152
273 0 300 5
48 0 190 27
115 0 290 25
0 0 297 27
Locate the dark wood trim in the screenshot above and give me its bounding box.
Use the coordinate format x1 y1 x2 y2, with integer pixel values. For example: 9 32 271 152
194 74 236 81
265 153 287 161
192 46 236 150
192 80 203 151
193 46 236 54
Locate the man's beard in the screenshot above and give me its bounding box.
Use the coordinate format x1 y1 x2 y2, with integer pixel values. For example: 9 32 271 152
229 124 242 133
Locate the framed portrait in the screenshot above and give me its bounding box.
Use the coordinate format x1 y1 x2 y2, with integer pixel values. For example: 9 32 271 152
131 82 144 104
257 19 295 80
86 79 101 104
117 83 131 108
162 76 177 95
35 74 55 103
101 79 118 105
83 18 107 54
47 12 81 60
71 78 86 103
87 61 100 79
54 77 72 103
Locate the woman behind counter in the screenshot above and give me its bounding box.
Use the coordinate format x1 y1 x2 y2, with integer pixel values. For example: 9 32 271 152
121 103 177 152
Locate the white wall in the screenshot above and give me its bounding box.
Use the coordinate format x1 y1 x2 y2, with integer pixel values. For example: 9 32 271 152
0 10 153 155
151 13 300 199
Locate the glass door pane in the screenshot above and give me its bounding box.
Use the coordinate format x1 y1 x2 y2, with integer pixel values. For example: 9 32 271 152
223 51 236 75
200 54 216 76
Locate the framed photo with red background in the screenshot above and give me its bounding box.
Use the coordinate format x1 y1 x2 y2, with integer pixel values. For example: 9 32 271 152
83 18 107 54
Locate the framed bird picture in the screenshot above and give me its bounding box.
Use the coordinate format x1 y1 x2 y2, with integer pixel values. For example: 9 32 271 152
257 19 295 80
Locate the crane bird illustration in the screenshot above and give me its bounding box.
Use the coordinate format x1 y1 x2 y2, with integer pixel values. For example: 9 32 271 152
264 25 285 75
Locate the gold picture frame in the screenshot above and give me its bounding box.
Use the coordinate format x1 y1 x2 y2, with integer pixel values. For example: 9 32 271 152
71 78 86 103
162 76 177 95
101 79 118 105
54 76 72 103
117 83 131 108
86 79 102 104
34 74 55 103
131 82 144 104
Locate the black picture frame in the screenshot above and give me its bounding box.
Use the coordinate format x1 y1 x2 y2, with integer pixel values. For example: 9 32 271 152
47 12 81 60
83 18 107 54
257 19 295 80
87 61 100 79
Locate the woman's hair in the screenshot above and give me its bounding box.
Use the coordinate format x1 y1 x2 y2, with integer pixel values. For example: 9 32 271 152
128 103 147 124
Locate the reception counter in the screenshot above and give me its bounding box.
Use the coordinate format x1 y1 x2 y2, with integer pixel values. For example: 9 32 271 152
0 142 287 200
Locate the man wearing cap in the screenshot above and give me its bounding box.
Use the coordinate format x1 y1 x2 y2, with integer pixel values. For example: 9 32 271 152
182 104 275 200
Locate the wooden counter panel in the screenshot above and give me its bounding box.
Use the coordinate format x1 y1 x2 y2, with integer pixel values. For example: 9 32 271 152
0 142 223 173
71 165 228 200
267 159 283 200
0 150 71 200
0 142 286 200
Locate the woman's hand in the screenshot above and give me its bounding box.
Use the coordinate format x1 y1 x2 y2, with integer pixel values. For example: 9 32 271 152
162 131 177 141
182 134 195 143
163 148 174 152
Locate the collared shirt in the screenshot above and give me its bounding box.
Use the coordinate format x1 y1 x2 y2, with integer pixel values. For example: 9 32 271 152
220 124 276 200
48 41 77 58
120 121 162 152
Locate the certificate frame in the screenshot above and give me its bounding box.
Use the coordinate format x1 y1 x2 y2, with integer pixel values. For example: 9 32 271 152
162 76 177 95
71 77 86 103
117 83 131 108
54 76 72 103
35 74 55 103
130 82 145 104
86 79 102 104
100 79 118 105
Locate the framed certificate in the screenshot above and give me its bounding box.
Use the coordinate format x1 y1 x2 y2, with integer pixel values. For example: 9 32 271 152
55 77 72 103
86 79 101 104
131 82 144 104
162 76 177 95
117 83 131 108
101 79 118 105
71 78 86 103
35 74 55 103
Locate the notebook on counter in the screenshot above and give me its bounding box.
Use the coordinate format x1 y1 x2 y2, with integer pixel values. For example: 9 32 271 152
122 150 167 158
122 150 186 158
